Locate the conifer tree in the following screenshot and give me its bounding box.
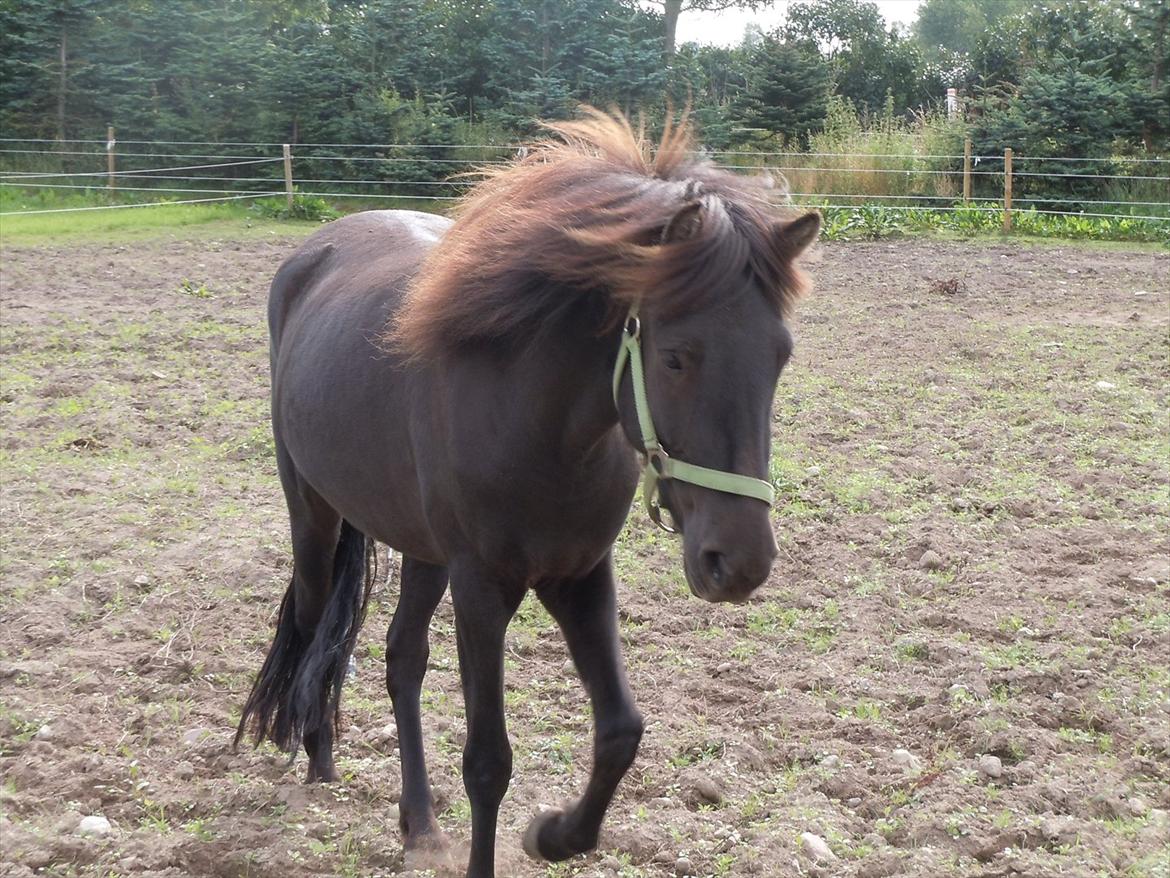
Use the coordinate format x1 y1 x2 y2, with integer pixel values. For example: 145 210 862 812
737 37 830 146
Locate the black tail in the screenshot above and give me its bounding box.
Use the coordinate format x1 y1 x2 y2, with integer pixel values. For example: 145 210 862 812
234 521 376 754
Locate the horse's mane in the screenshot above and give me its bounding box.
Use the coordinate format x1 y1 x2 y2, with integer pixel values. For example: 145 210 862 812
390 107 813 359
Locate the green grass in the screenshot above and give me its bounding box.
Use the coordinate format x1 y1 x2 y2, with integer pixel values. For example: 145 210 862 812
814 203 1169 245
0 198 315 243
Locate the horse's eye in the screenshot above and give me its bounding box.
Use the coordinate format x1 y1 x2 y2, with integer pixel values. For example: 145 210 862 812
664 351 684 371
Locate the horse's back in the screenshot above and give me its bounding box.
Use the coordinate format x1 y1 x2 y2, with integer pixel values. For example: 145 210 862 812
268 210 452 345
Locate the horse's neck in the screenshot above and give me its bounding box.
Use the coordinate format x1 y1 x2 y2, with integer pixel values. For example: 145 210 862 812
511 318 625 463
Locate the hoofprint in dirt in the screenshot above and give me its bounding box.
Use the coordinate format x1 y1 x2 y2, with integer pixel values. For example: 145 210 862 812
1 232 1167 878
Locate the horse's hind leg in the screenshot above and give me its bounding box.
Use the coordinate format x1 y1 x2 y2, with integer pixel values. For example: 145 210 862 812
287 493 343 783
236 441 372 785
386 556 449 851
524 552 643 862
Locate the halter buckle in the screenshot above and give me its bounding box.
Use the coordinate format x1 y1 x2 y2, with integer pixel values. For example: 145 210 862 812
624 315 641 339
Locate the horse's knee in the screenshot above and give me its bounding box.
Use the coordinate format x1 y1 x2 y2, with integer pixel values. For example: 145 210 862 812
596 709 643 771
385 632 428 700
463 741 513 806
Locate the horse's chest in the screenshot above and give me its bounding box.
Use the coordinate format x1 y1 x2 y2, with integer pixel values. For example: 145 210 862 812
452 451 637 581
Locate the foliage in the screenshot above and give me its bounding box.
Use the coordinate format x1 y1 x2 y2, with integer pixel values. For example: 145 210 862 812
817 203 1170 245
784 0 932 114
0 0 1164 233
250 194 338 222
736 37 830 147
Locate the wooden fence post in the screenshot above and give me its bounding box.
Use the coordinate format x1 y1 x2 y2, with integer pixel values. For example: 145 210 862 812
282 143 293 210
1003 147 1013 232
963 138 972 203
106 126 116 193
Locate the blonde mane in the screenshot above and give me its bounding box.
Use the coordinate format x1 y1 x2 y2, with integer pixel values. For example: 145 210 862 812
390 107 810 359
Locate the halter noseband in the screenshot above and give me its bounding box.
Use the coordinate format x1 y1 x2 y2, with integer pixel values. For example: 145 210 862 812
611 304 777 532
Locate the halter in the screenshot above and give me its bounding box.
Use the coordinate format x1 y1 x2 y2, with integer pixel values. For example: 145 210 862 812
611 303 777 532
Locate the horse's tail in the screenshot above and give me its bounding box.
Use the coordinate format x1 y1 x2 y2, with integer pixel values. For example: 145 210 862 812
234 520 375 754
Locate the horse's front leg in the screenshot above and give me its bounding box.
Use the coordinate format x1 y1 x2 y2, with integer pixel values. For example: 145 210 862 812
525 552 644 861
450 561 525 878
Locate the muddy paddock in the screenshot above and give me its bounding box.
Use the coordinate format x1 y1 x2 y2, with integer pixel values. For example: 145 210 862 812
1 229 1167 878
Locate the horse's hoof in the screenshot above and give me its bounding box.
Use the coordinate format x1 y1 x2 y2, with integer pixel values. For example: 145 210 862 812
404 825 449 853
522 808 564 861
403 838 458 873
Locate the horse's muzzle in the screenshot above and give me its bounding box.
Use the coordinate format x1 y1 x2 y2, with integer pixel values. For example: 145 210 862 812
684 540 776 604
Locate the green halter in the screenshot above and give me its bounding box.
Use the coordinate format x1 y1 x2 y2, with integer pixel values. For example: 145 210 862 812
612 304 777 532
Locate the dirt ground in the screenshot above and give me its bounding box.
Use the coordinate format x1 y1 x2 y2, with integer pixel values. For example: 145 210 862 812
1 228 1167 878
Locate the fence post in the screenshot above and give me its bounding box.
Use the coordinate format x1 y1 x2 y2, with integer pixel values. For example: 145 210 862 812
1003 147 1013 232
282 143 293 210
963 138 972 203
107 126 116 193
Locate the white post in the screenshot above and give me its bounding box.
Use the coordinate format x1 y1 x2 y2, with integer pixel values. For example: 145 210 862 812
282 144 293 210
946 88 958 119
106 126 116 192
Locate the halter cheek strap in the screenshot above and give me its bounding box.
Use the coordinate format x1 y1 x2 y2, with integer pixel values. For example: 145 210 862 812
612 304 777 532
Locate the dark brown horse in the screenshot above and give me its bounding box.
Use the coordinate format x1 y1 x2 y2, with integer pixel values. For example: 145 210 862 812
236 109 820 878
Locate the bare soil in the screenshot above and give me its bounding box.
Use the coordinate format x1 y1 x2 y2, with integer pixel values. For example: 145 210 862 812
1 231 1168 878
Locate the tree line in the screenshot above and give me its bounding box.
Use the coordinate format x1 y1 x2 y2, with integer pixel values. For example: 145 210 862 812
1 0 1166 163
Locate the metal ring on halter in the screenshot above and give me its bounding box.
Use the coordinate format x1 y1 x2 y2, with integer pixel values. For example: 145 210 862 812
646 484 679 533
625 315 640 339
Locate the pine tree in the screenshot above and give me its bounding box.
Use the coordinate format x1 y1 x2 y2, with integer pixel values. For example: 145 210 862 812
737 38 830 147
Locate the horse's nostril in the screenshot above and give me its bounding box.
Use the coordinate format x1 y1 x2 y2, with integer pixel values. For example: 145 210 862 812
702 551 727 586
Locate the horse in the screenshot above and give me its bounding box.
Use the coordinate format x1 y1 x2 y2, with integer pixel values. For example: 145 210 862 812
235 108 820 878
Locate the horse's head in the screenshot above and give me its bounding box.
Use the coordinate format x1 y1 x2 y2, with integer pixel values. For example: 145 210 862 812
614 200 820 604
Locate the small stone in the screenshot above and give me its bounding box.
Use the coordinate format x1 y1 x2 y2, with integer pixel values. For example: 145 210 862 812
181 728 210 747
805 466 822 477
800 832 837 863
1039 816 1078 847
1095 381 1116 390
950 497 970 512
918 550 944 571
1126 796 1149 817
820 754 840 770
693 774 722 805
34 724 54 741
715 662 733 676
174 761 195 780
891 748 922 772
133 575 150 587
674 856 694 875
77 815 111 837
978 754 1003 779
847 797 862 808
1147 808 1169 830
562 658 575 675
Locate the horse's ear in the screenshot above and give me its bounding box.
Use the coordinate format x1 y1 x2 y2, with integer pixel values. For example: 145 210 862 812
661 200 704 243
774 211 821 258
